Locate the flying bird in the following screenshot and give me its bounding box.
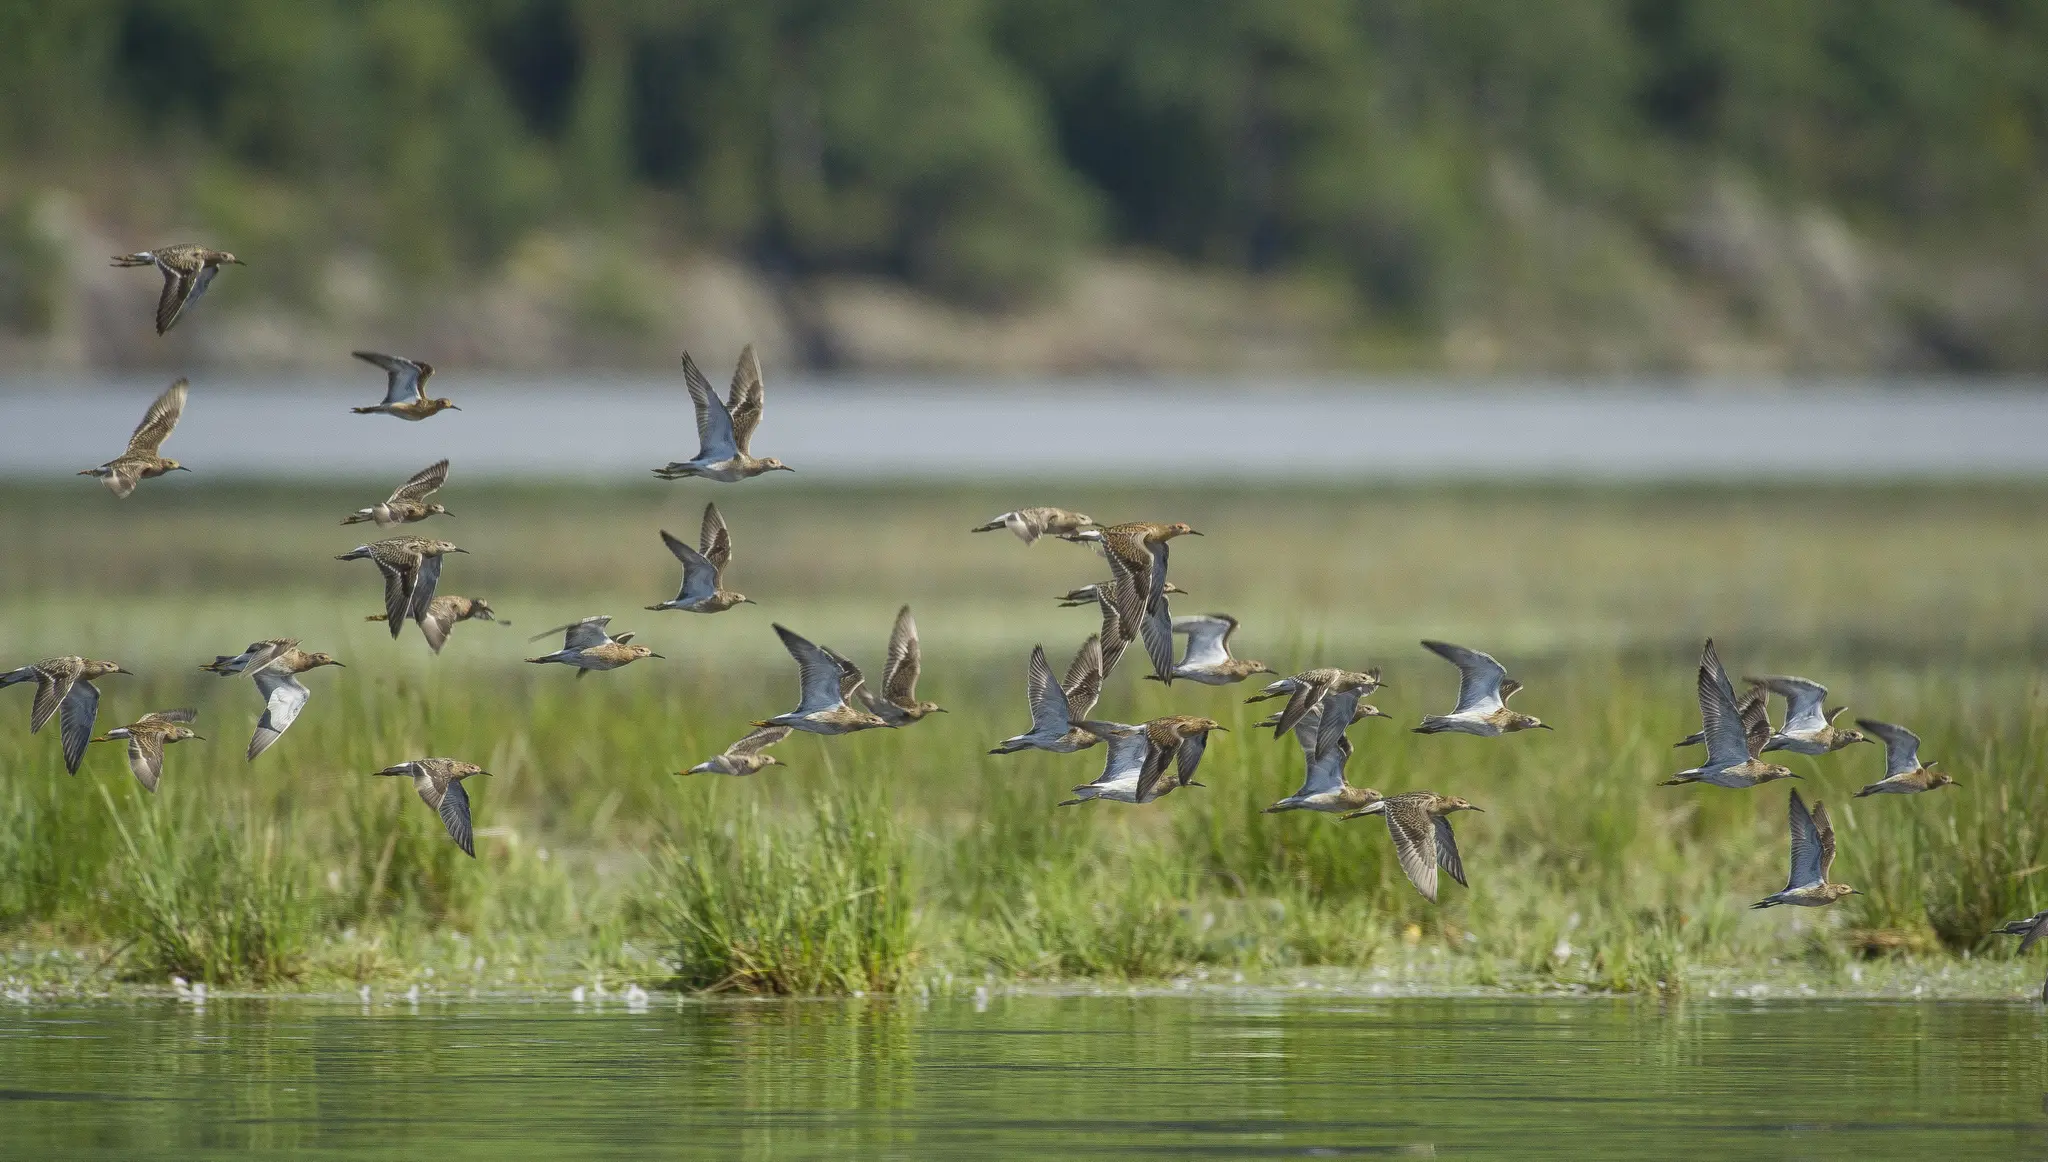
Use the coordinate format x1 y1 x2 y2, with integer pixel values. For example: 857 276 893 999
336 537 466 639
351 352 458 420
78 378 190 497
1146 613 1272 686
1246 667 1386 740
971 507 1098 545
0 656 129 774
1413 641 1550 735
1264 705 1382 815
91 709 201 792
1750 789 1859 908
1750 675 1868 754
374 758 489 857
342 460 452 526
111 243 242 334
647 503 753 613
990 638 1105 755
1852 719 1957 796
525 616 660 675
1661 641 1798 789
367 596 505 654
1343 790 1484 904
681 725 792 776
242 646 343 760
855 606 946 726
651 346 794 481
753 624 888 735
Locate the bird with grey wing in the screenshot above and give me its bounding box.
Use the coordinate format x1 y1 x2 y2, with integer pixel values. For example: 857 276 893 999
1413 640 1551 735
681 726 792 777
1750 789 1859 909
647 503 754 613
752 624 887 735
651 346 795 481
526 616 661 675
1852 719 1957 796
990 637 1105 756
350 352 458 420
1144 613 1272 686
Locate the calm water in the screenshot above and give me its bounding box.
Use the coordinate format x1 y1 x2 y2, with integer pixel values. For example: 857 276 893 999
4 378 2048 479
1 994 2043 1159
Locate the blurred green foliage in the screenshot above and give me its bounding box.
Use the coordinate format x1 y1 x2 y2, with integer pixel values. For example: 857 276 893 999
3 0 2046 312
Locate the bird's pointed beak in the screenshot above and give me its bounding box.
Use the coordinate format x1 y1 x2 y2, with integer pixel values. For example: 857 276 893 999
648 652 667 659
778 464 796 472
1470 806 1486 812
115 667 133 675
447 404 462 411
452 547 470 554
1537 723 1554 730
479 771 493 777
174 465 192 472
331 662 346 668
1212 726 1229 732
190 735 206 742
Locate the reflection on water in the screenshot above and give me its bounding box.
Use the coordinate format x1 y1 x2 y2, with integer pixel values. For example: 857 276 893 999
1 995 2042 1158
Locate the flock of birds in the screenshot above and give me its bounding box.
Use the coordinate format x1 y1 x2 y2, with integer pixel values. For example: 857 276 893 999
6 244 2040 994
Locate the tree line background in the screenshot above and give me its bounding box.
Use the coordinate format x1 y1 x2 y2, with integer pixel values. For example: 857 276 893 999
4 0 2047 371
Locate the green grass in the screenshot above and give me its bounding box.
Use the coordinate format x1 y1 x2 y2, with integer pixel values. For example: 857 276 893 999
1 480 2046 997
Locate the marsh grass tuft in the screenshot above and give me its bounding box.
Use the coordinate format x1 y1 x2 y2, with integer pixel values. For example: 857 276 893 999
654 789 913 993
100 785 311 985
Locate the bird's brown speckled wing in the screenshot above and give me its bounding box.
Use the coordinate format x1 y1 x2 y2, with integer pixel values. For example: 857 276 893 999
126 379 188 456
389 460 449 505
1433 815 1468 888
699 503 732 572
882 606 921 707
1060 635 1103 720
127 731 166 792
30 669 72 735
728 725 790 755
1383 796 1440 903
1813 798 1836 881
433 777 475 857
727 344 766 454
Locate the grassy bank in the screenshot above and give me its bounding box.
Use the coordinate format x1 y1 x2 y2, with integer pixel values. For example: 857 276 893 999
1 480 2046 998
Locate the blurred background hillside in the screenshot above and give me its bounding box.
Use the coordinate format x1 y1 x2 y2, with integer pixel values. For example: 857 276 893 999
6 0 2048 375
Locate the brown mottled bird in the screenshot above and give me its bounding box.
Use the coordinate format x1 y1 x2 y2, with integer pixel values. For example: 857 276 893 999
1246 667 1386 740
79 378 191 497
111 243 242 334
1063 521 1202 678
342 460 452 526
648 503 753 613
1343 790 1484 903
1131 715 1228 802
1058 717 1223 807
972 507 1098 545
92 709 202 792
856 606 946 726
1661 640 1798 790
368 596 506 654
652 347 795 481
682 725 792 776
1 656 130 774
754 624 888 735
351 352 458 420
1057 579 1184 607
373 758 489 857
1750 789 1858 908
526 615 661 675
1852 719 1957 797
1413 641 1551 735
336 537 466 639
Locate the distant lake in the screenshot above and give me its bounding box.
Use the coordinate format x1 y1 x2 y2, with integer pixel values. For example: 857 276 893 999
3 993 2043 1158
3 377 2047 479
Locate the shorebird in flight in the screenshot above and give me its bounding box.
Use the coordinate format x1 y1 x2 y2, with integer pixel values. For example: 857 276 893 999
1852 719 1957 796
972 507 1097 545
351 352 458 420
1344 790 1483 904
648 503 753 613
111 243 241 334
754 624 887 735
1 656 129 774
79 379 190 497
92 709 202 792
374 759 489 857
1661 641 1797 789
1413 641 1550 736
1750 789 1858 909
343 460 452 527
652 346 794 481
